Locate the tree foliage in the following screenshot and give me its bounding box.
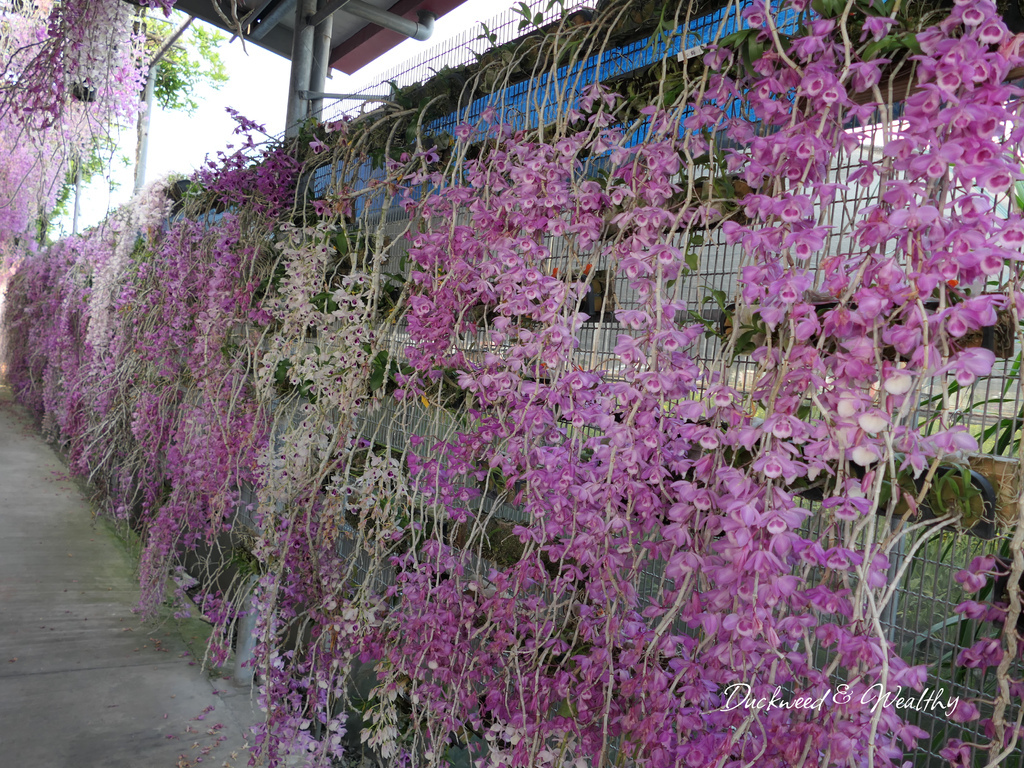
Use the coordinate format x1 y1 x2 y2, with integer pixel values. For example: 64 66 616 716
144 10 228 115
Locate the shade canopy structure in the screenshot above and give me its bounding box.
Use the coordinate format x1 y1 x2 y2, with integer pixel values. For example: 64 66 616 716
146 0 470 73
123 0 474 136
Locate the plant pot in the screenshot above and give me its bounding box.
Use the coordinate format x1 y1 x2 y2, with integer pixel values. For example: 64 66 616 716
957 306 1016 359
913 466 996 540
71 82 96 103
799 462 997 539
967 454 1020 527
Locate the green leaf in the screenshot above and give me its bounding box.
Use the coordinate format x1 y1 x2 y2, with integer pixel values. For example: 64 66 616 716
555 698 577 718
901 32 924 56
685 251 700 272
368 366 386 392
913 615 964 647
718 29 757 49
368 350 390 392
862 35 901 61
734 329 761 354
740 37 765 77
810 0 845 16
274 359 291 386
310 291 338 314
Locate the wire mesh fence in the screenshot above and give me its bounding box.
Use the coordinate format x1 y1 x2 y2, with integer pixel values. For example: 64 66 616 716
324 0 600 123
271 1 1024 764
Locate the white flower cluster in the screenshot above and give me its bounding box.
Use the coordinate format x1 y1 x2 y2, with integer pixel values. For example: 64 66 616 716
258 224 376 408
65 0 138 100
361 666 404 761
338 452 410 559
132 175 175 237
482 726 586 768
256 224 380 532
86 176 173 352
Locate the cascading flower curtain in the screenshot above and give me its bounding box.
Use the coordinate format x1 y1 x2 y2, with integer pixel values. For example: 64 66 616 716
0 0 149 254
6 1 1024 767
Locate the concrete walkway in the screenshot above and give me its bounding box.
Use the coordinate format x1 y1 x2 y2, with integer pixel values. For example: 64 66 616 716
0 387 258 768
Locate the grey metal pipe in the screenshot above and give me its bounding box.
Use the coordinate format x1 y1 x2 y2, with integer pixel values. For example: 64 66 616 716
309 0 334 120
298 91 389 101
284 0 318 137
339 0 435 42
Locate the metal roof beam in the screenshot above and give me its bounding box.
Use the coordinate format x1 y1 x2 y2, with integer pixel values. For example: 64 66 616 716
307 0 350 28
239 0 276 28
249 0 296 40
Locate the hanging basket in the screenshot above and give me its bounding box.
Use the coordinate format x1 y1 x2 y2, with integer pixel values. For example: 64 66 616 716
71 82 97 103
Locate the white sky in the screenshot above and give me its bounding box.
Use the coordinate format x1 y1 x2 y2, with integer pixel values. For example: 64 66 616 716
61 0 526 234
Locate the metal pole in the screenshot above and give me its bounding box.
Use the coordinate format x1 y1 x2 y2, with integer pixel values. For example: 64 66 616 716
233 575 260 687
284 0 317 137
309 0 334 121
134 65 157 194
134 16 194 194
72 161 82 235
